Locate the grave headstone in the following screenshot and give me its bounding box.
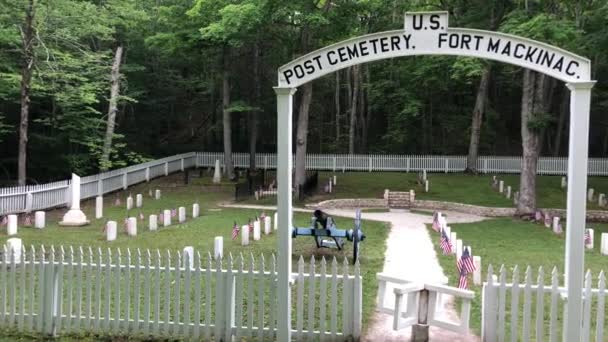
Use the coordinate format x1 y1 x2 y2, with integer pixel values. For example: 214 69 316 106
106 221 117 241
274 212 278 230
193 203 200 218
514 191 519 205
214 237 223 260
455 239 463 259
333 175 337 186
600 194 606 207
384 189 389 200
409 190 416 202
585 228 594 249
328 179 332 193
183 246 194 268
506 186 511 199
7 215 17 236
35 211 45 229
6 238 22 264
588 188 595 201
544 213 552 228
473 256 482 286
213 160 221 184
425 180 429 193
561 177 567 188
163 209 171 227
253 220 261 241
254 190 259 201
60 173 89 226
178 207 186 223
155 189 161 200
126 195 133 210
491 176 497 188
423 169 427 182
127 217 137 236
264 216 271 235
149 215 158 231
601 233 608 255
552 217 560 233
136 194 143 208
95 196 103 219
241 224 250 246
499 180 504 193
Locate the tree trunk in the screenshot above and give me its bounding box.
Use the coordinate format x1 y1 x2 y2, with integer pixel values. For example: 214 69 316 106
222 48 235 180
335 71 340 145
552 88 568 156
295 83 313 198
465 65 492 173
17 0 36 185
100 46 124 171
249 42 260 171
362 65 372 153
348 65 360 154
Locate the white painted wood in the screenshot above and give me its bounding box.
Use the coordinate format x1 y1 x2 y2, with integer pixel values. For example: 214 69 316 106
247 254 254 339
353 260 362 339
296 256 304 338
473 256 482 285
7 215 17 236
149 215 157 231
253 220 261 241
596 271 605 342
308 256 316 340
497 266 506 342
241 225 249 246
264 216 271 235
214 237 223 260
549 267 559 342
582 270 592 342
163 210 171 227
178 207 186 223
319 257 327 339
522 267 532 341
106 221 117 241
34 211 45 228
192 203 200 218
535 267 545 342
510 266 520 342
330 257 338 339
601 233 608 255
234 254 244 340
127 217 137 236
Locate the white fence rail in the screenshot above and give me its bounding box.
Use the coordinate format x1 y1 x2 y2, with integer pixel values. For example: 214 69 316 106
195 152 608 176
2 151 608 215
482 265 606 342
0 245 361 340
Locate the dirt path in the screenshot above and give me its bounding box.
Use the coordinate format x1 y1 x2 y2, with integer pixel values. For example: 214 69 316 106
221 204 485 341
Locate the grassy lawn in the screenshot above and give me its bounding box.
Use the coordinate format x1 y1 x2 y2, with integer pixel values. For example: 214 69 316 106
0 172 388 339
430 218 608 337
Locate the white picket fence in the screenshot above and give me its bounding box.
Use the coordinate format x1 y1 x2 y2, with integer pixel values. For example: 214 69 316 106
482 265 606 341
0 245 362 340
196 152 608 176
2 151 608 215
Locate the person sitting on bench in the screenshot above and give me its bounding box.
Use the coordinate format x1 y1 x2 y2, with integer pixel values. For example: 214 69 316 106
313 209 333 230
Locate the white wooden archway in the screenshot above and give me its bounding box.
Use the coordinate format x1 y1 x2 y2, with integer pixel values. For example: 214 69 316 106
274 12 594 341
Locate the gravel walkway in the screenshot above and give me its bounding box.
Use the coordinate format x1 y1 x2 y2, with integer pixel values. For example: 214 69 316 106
220 204 486 341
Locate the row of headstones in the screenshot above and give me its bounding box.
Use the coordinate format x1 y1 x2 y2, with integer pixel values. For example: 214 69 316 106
586 188 608 207
255 180 278 200
324 175 337 193
418 170 430 193
491 176 518 204
2 212 46 235
104 203 200 241
98 189 162 219
434 212 482 285
240 213 277 246
533 211 564 235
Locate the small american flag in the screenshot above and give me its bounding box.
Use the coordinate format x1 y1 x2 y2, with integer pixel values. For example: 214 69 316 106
248 219 254 233
23 214 32 226
458 268 469 289
440 229 452 255
584 229 591 245
457 247 476 274
1 216 8 226
171 209 177 218
231 222 240 240
432 212 440 232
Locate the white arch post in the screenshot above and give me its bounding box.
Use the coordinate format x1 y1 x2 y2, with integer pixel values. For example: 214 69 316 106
275 12 593 341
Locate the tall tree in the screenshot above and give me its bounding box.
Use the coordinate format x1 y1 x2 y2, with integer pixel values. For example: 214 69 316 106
100 46 124 171
465 65 491 173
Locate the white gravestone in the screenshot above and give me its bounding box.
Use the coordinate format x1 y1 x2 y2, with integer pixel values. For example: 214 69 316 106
473 256 482 285
585 228 594 249
384 189 389 200
600 194 606 207
7 215 17 236
126 195 133 210
499 180 504 193
601 233 608 255
213 159 221 184
264 216 271 235
333 175 337 185
6 238 22 264
136 194 143 208
155 189 161 200
241 225 250 246
423 169 427 181
95 196 103 219
106 221 117 241
149 215 158 231
253 220 261 241
274 213 278 230
425 180 429 193
178 207 186 223
561 177 567 188
552 217 561 234
588 188 595 201
183 246 194 268
214 237 223 260
409 190 415 202
444 226 451 240
455 238 462 258
506 186 511 199
35 211 45 229
328 180 332 193
127 217 137 236
438 216 447 231
193 203 200 218
60 173 89 226
163 210 171 227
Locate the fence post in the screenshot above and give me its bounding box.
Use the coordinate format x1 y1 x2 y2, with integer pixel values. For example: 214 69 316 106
181 158 185 172
481 268 498 342
224 260 235 340
25 192 33 213
97 179 103 196
65 183 72 208
164 162 169 176
411 289 429 340
352 262 362 340
145 167 150 182
122 172 128 190
445 159 449 173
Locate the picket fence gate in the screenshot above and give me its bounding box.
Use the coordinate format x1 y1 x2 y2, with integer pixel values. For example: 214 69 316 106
482 265 606 342
0 245 362 340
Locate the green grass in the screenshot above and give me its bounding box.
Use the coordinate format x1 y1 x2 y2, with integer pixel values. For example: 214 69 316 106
0 172 388 339
430 218 608 337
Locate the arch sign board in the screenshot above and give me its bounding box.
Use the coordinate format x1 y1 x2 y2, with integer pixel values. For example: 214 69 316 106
278 11 591 87
274 11 594 342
